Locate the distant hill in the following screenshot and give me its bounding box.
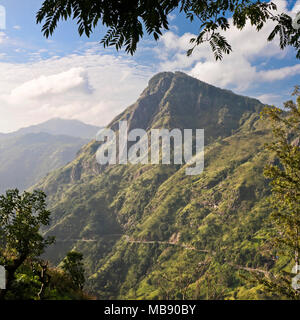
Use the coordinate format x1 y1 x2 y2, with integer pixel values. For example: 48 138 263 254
0 118 103 194
0 132 90 194
1 118 101 140
32 72 282 299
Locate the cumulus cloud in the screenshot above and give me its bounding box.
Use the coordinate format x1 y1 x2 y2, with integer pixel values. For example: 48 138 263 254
6 67 91 103
258 64 300 81
0 0 299 132
155 0 300 92
0 54 153 132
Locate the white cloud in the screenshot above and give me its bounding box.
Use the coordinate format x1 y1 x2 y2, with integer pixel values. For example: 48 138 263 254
0 53 153 132
168 13 176 22
7 67 91 103
255 93 281 105
291 0 300 15
259 64 300 81
0 31 7 44
13 25 21 30
0 0 299 133
155 0 300 92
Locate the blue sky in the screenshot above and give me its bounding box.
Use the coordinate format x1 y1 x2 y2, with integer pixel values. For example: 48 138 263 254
0 0 299 132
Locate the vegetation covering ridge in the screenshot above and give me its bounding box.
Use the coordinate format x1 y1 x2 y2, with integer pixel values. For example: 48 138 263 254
31 72 285 299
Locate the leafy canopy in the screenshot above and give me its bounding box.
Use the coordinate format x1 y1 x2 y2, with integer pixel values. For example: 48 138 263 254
257 88 300 299
61 251 85 290
263 88 300 264
0 189 55 265
36 0 300 60
0 189 55 299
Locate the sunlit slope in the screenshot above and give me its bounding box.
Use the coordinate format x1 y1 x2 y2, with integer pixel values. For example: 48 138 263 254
33 72 275 299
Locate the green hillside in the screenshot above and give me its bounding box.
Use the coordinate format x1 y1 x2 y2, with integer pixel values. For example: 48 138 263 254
33 72 279 299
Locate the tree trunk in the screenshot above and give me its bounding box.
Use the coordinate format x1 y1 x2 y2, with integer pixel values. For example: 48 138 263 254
0 254 27 300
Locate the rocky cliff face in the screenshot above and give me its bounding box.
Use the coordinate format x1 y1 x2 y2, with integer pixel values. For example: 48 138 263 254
34 72 275 299
109 72 262 137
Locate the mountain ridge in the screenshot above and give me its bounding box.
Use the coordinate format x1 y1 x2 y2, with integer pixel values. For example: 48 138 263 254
32 72 276 299
108 72 263 135
0 118 101 140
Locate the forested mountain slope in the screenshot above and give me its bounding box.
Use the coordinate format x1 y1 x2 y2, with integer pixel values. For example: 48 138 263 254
34 72 277 299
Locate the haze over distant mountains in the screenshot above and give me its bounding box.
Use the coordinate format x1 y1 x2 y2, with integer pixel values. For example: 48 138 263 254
0 118 101 140
0 118 102 194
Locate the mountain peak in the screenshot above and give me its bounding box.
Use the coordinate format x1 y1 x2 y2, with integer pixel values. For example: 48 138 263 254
147 71 212 90
109 72 263 143
33 74 273 300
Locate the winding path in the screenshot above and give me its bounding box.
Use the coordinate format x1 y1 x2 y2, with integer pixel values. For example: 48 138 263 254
55 235 270 276
123 235 209 253
55 234 209 252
